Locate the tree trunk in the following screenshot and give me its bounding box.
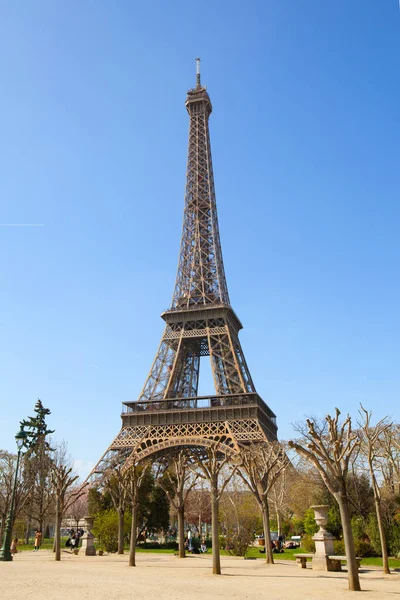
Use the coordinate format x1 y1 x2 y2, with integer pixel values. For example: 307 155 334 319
55 500 61 561
0 517 5 545
25 516 31 544
368 456 390 576
211 481 221 575
336 493 361 591
177 507 185 558
277 511 282 537
262 500 274 565
129 502 138 567
374 496 390 574
198 514 201 540
118 508 125 554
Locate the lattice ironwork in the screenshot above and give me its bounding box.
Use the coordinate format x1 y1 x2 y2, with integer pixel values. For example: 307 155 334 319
90 417 266 475
88 61 277 483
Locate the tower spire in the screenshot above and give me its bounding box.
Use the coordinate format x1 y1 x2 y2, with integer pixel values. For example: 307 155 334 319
195 57 201 88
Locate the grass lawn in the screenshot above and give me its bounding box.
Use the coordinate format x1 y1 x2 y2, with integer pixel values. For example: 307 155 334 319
18 537 69 552
277 548 400 569
135 547 176 553
359 556 400 569
136 545 400 569
135 546 299 559
219 546 297 560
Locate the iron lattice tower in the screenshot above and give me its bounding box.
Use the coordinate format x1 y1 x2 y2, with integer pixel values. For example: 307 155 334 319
90 61 277 479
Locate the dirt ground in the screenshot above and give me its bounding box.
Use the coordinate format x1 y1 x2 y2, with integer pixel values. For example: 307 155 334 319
1 550 399 600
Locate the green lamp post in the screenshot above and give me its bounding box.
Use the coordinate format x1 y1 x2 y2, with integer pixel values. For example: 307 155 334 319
0 426 28 561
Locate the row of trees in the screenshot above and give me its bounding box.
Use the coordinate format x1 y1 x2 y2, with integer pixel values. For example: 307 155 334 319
0 400 87 560
2 400 399 593
90 405 399 593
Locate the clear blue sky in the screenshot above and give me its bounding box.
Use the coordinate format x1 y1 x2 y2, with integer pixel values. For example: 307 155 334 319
1 1 399 477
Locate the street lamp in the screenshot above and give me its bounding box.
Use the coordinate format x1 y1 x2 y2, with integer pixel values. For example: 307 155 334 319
0 426 28 561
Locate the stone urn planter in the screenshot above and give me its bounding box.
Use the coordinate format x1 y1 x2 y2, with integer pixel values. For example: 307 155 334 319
80 516 97 556
311 505 329 533
310 505 336 571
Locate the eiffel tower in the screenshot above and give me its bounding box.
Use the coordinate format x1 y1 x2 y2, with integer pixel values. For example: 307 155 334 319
90 60 277 480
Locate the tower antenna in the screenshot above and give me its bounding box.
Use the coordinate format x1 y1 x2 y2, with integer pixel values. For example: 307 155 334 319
195 57 201 87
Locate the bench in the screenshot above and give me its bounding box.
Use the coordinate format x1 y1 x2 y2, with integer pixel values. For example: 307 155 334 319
294 553 314 568
328 555 362 571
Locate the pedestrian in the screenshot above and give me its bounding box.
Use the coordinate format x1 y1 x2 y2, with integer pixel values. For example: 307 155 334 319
10 538 18 555
33 529 42 552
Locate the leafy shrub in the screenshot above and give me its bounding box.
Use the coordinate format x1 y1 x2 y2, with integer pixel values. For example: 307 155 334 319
223 532 253 557
351 516 366 541
333 540 345 555
92 509 130 553
219 491 259 557
327 506 342 538
354 540 373 558
303 509 318 536
334 537 373 557
365 514 382 556
388 516 400 558
291 517 305 536
301 535 315 553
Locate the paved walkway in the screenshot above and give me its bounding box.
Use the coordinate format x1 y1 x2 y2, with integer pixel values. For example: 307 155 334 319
1 550 399 600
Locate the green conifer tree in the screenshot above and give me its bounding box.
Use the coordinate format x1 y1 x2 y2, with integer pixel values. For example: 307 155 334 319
21 399 55 539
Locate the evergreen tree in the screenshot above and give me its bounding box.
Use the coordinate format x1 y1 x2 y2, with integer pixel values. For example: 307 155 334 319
21 399 55 538
21 399 54 453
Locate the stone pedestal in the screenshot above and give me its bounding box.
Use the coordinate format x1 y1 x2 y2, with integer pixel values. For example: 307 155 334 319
80 516 96 556
311 505 337 572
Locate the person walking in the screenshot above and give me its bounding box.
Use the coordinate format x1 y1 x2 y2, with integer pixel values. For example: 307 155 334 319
10 538 18 555
33 529 42 552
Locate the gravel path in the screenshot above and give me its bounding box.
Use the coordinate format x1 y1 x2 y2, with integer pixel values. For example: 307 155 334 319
1 550 399 600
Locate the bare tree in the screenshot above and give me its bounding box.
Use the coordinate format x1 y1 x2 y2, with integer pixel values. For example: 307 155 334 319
358 405 392 574
193 446 237 575
289 409 361 592
219 484 260 557
284 458 323 519
67 490 88 530
185 482 211 536
0 451 30 541
156 450 198 558
51 443 87 561
238 442 288 564
379 425 400 497
104 467 130 554
127 462 150 567
269 468 290 537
